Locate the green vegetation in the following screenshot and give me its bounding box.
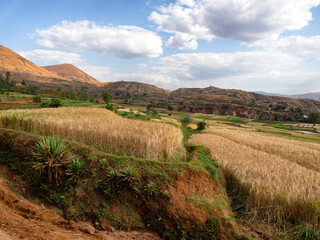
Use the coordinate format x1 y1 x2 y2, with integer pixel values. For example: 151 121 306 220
0 72 15 93
33 95 42 103
179 114 192 127
102 91 113 104
197 121 207 131
32 136 72 186
308 112 320 124
41 98 63 108
65 159 87 183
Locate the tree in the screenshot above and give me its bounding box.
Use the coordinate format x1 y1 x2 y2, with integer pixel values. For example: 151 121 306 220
102 91 113 104
197 121 207 131
180 115 192 127
308 112 320 124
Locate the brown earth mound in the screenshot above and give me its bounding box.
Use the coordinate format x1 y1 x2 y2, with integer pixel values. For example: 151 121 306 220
0 175 161 240
43 64 102 86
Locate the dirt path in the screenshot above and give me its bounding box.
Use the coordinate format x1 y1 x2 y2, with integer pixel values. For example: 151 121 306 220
0 176 161 240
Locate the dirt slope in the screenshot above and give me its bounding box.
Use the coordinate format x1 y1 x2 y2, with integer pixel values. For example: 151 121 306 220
0 177 161 240
43 64 102 86
0 46 66 81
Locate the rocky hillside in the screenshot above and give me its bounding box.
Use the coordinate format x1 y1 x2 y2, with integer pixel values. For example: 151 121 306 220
257 91 320 102
95 81 171 102
43 64 102 86
0 46 92 90
169 86 320 120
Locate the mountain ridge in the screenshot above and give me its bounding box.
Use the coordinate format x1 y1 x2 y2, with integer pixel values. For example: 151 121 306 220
42 64 102 86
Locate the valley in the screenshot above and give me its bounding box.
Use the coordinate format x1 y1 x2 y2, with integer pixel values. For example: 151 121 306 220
0 45 320 240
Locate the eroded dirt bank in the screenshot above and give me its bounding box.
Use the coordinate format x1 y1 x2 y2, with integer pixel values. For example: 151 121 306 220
0 177 161 240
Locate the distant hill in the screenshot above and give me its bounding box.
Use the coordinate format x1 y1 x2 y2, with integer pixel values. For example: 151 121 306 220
43 64 102 86
95 81 171 103
0 46 93 89
170 86 320 120
256 91 320 102
1 45 319 120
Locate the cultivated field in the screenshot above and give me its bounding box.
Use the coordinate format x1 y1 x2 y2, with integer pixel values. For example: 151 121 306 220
191 127 320 227
0 107 185 161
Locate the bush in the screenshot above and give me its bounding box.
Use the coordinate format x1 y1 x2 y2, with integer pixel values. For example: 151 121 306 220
197 121 207 131
32 136 72 186
180 115 192 127
33 95 42 103
66 159 87 183
105 103 115 111
102 91 113 104
308 112 320 124
42 98 63 108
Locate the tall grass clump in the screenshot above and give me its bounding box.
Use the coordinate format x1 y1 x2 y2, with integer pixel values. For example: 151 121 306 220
190 128 320 229
0 108 185 161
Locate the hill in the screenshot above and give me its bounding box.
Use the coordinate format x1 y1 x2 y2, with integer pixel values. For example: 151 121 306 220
95 80 171 103
43 64 102 86
169 86 320 120
256 91 320 102
0 46 91 90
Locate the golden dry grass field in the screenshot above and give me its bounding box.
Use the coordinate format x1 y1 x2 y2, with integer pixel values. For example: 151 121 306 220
0 107 185 161
190 126 320 227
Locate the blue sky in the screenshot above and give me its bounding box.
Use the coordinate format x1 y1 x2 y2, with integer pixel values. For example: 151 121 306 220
1 0 320 94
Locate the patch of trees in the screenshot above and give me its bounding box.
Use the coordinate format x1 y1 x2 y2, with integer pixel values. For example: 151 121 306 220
0 72 15 93
307 112 320 124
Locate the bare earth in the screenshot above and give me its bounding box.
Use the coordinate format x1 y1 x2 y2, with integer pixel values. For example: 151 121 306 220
0 177 161 240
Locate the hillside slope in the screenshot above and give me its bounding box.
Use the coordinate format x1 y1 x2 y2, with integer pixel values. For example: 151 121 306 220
257 91 320 102
169 86 320 120
95 81 171 102
43 64 102 86
0 46 90 90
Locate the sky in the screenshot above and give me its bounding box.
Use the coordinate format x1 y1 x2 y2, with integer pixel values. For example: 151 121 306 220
1 0 320 94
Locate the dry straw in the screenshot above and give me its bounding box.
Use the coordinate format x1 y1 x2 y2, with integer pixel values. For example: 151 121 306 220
191 128 320 226
0 107 185 161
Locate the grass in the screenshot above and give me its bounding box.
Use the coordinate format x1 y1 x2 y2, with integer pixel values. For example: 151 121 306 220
190 128 320 229
0 107 185 161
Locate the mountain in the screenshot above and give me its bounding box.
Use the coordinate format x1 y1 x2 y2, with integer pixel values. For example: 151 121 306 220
95 81 171 103
256 91 320 102
42 64 102 86
287 92 320 102
0 46 94 89
169 86 320 120
0 45 65 81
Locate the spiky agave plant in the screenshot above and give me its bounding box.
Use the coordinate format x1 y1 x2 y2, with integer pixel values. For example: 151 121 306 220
33 136 72 186
65 159 87 183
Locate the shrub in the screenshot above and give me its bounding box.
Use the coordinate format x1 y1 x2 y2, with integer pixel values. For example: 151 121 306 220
42 98 63 108
197 121 207 131
32 136 72 186
66 159 87 183
105 103 115 111
33 95 42 103
102 91 113 104
180 115 192 127
144 182 159 197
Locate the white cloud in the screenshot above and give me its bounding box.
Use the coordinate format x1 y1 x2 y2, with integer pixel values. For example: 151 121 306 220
78 65 113 81
252 35 320 61
213 72 320 94
34 20 163 58
149 0 320 49
152 51 300 81
19 49 84 65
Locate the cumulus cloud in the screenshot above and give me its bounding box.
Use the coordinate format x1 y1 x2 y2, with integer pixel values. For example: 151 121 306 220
19 49 85 65
34 20 163 58
152 51 300 81
212 72 320 94
149 0 320 49
78 65 113 81
252 35 320 61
